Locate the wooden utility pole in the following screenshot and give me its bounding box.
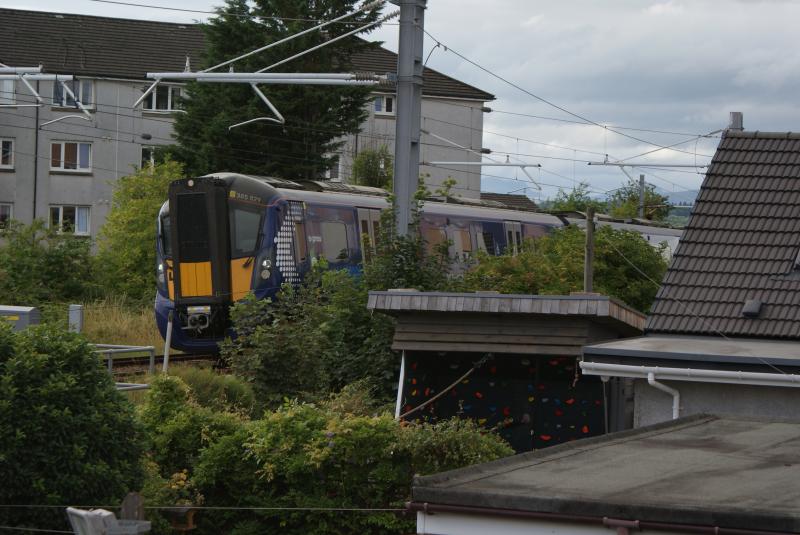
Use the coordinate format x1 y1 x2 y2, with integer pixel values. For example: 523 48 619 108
638 174 645 219
584 206 595 292
392 0 427 236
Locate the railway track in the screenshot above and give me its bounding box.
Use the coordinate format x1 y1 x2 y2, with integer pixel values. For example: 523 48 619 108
108 352 217 372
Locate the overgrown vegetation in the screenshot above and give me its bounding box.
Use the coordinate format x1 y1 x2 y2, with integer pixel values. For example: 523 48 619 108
0 324 144 529
95 161 182 303
0 220 96 306
460 225 668 312
352 145 393 189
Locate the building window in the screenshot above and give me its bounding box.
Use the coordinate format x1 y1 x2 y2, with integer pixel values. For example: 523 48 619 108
0 139 13 169
142 146 156 170
0 203 12 229
142 85 183 112
52 80 93 107
373 95 394 116
50 205 90 235
0 80 14 106
51 142 91 172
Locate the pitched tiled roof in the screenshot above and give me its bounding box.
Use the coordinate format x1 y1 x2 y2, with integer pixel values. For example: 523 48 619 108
479 192 539 211
0 8 493 101
645 130 800 339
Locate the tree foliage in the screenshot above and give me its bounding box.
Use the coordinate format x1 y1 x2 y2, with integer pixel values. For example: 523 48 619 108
607 177 671 220
461 225 668 312
173 0 382 179
0 324 144 529
352 145 393 189
0 220 96 306
96 161 182 302
549 182 607 213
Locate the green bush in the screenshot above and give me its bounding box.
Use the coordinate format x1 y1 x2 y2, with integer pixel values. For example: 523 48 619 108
139 375 244 478
222 267 397 411
190 397 512 535
0 324 144 529
170 366 255 416
0 220 96 306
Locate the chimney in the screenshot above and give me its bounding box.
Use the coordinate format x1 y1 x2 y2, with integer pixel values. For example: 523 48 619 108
728 111 744 131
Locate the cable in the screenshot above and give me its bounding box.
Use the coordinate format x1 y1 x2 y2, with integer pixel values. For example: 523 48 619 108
421 28 715 160
85 0 399 25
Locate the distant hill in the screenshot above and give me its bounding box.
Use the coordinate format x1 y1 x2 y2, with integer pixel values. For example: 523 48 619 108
658 189 699 206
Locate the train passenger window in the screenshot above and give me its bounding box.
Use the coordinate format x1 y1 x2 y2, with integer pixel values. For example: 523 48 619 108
321 221 350 262
423 226 447 255
160 215 172 257
294 222 308 262
229 204 262 258
482 232 496 255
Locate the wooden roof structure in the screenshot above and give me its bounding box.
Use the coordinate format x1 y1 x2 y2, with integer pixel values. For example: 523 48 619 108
368 291 645 356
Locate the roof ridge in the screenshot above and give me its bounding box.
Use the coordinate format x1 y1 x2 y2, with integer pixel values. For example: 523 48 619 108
722 129 800 139
0 6 198 27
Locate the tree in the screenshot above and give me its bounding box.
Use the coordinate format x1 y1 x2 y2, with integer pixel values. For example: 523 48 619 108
173 0 382 180
460 225 668 312
351 145 393 189
607 177 671 220
96 161 183 302
549 182 607 213
0 324 144 529
0 220 96 306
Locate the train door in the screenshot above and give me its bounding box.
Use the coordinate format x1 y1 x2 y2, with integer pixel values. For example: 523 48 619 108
503 221 523 255
357 208 381 259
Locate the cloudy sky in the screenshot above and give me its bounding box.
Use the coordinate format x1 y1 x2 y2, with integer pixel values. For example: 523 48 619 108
9 0 800 200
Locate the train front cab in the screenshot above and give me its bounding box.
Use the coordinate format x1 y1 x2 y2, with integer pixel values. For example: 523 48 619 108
156 176 277 352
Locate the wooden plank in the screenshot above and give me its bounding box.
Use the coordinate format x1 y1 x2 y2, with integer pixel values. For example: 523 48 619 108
395 325 591 338
393 332 587 345
392 341 583 356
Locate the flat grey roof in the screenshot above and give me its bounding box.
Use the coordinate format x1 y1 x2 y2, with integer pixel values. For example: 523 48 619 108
584 334 800 367
412 415 800 532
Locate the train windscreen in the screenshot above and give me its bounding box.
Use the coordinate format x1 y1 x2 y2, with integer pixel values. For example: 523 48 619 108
229 203 262 258
176 193 210 262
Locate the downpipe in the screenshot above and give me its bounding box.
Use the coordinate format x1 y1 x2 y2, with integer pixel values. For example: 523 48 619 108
647 372 680 420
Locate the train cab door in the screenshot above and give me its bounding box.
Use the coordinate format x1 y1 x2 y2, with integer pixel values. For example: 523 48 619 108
170 179 231 306
503 221 523 255
357 208 381 259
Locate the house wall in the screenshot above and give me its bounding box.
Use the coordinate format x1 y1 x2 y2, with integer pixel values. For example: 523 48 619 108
633 379 800 427
338 94 485 198
416 511 685 535
0 77 176 237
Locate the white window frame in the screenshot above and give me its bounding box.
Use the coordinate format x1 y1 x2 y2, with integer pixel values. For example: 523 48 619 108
52 79 94 108
0 80 15 106
50 205 91 236
50 141 92 173
141 84 184 112
0 203 12 229
0 139 13 169
373 94 395 116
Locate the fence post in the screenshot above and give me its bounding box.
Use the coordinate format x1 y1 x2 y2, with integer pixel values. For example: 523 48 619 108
148 348 155 375
106 351 113 373
68 304 84 333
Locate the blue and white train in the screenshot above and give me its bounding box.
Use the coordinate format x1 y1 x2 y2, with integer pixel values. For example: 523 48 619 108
155 173 681 353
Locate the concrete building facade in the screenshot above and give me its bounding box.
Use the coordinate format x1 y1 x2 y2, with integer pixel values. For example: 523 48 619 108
0 8 494 237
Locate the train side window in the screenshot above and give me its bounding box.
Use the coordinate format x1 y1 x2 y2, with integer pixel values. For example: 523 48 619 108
321 221 350 262
160 215 172 257
294 222 308 262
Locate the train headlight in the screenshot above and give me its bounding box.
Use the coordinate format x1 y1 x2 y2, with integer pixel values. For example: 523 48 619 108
262 259 272 268
260 269 271 280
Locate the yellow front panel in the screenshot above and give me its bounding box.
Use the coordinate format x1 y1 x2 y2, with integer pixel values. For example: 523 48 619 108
167 259 175 300
179 261 213 297
231 257 254 301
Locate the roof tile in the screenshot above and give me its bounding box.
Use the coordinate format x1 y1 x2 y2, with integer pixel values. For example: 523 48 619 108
646 130 800 339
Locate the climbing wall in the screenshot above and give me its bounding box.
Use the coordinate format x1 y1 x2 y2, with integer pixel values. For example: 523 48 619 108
401 353 605 452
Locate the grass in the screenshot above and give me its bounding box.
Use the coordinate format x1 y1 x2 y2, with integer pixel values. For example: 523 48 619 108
82 296 165 349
